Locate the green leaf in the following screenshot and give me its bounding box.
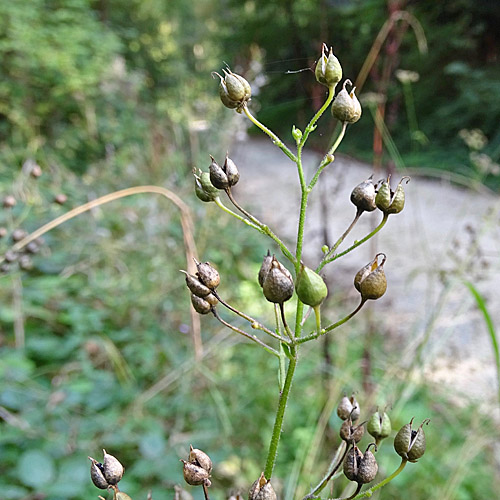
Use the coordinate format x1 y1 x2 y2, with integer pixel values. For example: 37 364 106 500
16 450 56 488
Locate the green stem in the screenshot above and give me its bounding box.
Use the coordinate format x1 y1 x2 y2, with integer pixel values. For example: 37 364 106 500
214 197 260 231
353 459 407 498
211 309 279 357
264 347 298 478
243 105 297 162
300 85 336 147
224 188 296 265
317 213 389 272
297 300 365 344
308 121 348 192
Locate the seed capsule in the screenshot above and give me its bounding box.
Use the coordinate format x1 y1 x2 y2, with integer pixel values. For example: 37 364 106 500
215 69 251 111
375 176 410 215
337 394 360 421
195 260 220 289
343 444 378 484
3 195 16 208
295 263 328 307
209 156 229 189
354 253 387 302
258 250 273 288
262 256 294 304
223 155 240 186
195 171 219 203
315 43 342 88
351 177 376 213
102 449 124 485
115 493 133 500
191 294 212 314
189 445 212 475
181 446 212 487
394 418 429 462
340 418 365 444
181 271 212 298
248 473 277 500
331 79 362 123
367 409 392 443
88 456 109 490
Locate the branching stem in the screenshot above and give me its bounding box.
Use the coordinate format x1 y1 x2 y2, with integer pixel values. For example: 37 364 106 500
353 459 407 498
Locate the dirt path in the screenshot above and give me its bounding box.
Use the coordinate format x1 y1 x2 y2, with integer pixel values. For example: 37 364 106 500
230 137 500 410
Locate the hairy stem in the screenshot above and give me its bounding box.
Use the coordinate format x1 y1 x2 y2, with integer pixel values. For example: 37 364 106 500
243 105 297 162
214 197 261 231
264 347 297 478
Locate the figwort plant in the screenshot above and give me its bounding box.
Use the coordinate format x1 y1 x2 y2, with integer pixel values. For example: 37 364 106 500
1 44 428 499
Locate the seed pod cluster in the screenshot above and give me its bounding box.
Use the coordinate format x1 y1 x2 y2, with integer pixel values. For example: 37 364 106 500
354 253 387 302
215 68 252 111
88 450 124 490
181 260 220 314
248 472 277 500
375 176 410 215
209 154 240 190
181 445 213 487
258 253 294 304
343 444 378 484
0 232 44 275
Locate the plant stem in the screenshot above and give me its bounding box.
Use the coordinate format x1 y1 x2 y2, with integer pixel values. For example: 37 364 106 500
303 441 348 499
212 290 288 343
318 213 389 271
297 301 365 344
308 122 348 192
264 347 298 478
224 188 296 265
353 459 407 498
318 209 362 271
300 86 336 147
214 197 260 231
212 309 279 357
243 105 297 162
202 483 210 500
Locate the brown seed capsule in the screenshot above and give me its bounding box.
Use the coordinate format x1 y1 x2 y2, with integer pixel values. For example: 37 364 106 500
19 255 33 270
181 460 211 486
394 418 429 462
4 250 18 263
26 241 40 254
337 394 360 421
343 445 363 482
191 294 212 314
209 155 229 189
3 195 16 208
340 418 365 444
248 472 277 500
181 270 212 297
214 69 251 111
189 445 212 475
354 253 387 301
102 449 124 485
357 445 378 484
195 260 220 289
115 492 133 500
351 177 377 213
88 456 109 490
262 256 294 304
223 155 240 187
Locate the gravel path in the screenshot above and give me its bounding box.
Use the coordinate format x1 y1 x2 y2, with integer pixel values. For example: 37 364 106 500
230 137 500 410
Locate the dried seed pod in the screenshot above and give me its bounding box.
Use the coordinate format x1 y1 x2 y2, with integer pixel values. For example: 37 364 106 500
394 418 429 462
181 460 211 486
54 193 68 205
31 164 43 178
343 445 363 482
209 156 229 189
4 250 18 263
191 294 212 314
181 271 212 298
340 418 365 444
375 176 410 215
357 444 378 484
351 177 376 213
115 492 133 500
331 79 362 123
248 473 277 500
223 155 240 187
262 256 294 304
367 409 392 442
26 241 40 254
102 449 124 485
11 229 27 242
315 43 342 88
189 446 212 474
354 253 387 301
337 394 360 421
215 69 251 111
88 456 109 490
195 260 220 289
19 255 33 270
295 262 328 307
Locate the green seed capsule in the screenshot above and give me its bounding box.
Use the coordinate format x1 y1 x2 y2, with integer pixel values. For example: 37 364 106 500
295 263 328 307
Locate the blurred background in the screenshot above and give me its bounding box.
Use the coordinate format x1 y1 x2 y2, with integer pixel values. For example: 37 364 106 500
0 0 499 499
